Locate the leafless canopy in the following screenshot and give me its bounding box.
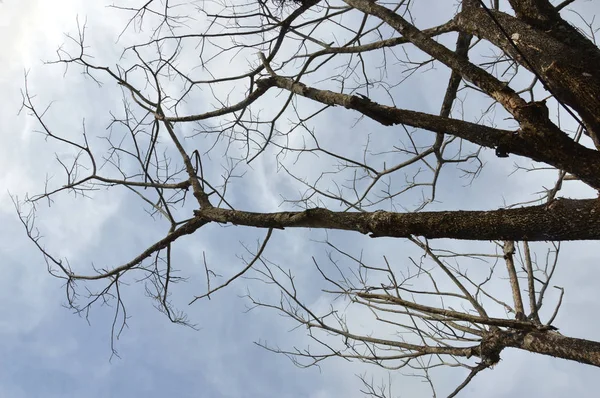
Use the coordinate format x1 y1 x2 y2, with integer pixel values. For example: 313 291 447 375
16 0 600 395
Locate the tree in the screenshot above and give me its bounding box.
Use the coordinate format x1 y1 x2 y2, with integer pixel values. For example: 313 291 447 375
16 0 600 395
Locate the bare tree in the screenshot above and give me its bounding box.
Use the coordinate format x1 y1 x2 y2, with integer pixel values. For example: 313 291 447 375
15 0 600 395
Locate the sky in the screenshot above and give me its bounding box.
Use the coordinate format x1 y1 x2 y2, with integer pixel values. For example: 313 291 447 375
1 0 600 397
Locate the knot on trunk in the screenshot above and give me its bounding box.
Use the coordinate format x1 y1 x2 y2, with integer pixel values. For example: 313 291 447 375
479 327 521 366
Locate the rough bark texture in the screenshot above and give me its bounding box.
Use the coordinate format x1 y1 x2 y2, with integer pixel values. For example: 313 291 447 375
194 198 600 240
514 331 600 367
456 7 600 143
486 328 600 367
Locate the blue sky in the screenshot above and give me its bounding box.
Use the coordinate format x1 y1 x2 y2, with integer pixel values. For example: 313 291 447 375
2 0 600 397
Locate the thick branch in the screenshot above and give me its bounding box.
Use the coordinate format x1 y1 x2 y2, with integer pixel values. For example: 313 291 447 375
194 198 600 240
456 7 600 143
507 330 600 367
262 75 600 189
508 0 561 27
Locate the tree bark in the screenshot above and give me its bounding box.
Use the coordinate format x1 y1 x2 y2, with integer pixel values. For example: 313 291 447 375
194 198 600 240
504 329 600 367
456 6 600 143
